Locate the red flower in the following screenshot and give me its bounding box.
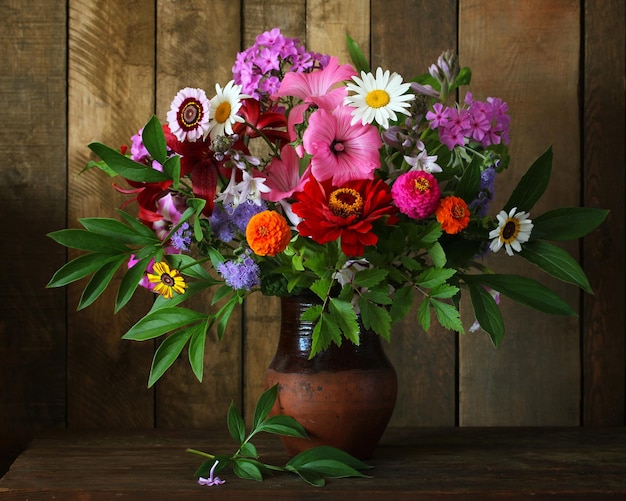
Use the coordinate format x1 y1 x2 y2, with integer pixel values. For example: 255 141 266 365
292 177 398 257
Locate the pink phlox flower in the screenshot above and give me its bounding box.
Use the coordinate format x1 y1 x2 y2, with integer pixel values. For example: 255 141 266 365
255 27 283 46
425 103 449 129
253 47 281 74
467 109 490 142
445 107 470 135
302 105 381 185
198 460 225 487
255 144 311 202
439 128 466 149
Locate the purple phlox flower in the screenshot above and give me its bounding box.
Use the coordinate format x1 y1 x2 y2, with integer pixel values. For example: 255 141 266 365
425 103 449 130
254 47 281 74
255 27 283 46
198 460 225 487
470 288 501 332
217 252 261 291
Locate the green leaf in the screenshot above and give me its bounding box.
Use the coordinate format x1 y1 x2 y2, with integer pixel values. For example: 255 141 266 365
188 322 207 382
416 267 457 289
427 241 447 268
286 465 325 487
431 299 464 333
239 442 258 459
88 142 171 183
429 283 460 299
167 253 215 282
504 147 552 213
48 228 129 253
122 308 207 341
162 155 181 190
353 268 388 288
216 297 238 340
148 329 193 387
467 283 505 347
532 207 609 241
454 152 482 202
79 217 159 246
464 274 576 316
117 209 163 240
358 301 391 341
115 254 153 312
47 253 124 287
390 286 413 323
141 115 167 164
233 459 264 481
417 298 431 331
78 255 128 309
453 66 472 88
287 445 372 472
256 415 308 438
227 402 246 444
520 240 593 293
346 34 370 73
329 298 360 344
253 385 278 429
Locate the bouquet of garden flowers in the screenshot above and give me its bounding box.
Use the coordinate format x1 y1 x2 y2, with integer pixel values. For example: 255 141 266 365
48 28 607 386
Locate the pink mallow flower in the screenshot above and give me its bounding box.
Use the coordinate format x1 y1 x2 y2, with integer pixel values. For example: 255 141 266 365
302 105 381 186
255 144 311 202
391 170 441 219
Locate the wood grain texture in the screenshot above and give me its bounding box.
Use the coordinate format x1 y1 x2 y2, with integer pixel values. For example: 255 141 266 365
0 0 68 475
458 0 582 425
67 0 156 428
153 0 244 429
241 0 307 424
582 0 626 425
372 0 459 427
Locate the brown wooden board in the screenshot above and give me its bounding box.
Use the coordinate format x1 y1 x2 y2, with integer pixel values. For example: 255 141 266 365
152 0 244 429
0 0 68 475
66 0 156 428
372 0 459 427
582 0 626 425
458 0 582 425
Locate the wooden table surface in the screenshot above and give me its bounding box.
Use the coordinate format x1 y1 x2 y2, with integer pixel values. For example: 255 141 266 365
1 427 625 500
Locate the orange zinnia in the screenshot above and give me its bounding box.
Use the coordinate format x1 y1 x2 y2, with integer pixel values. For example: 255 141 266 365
436 196 470 234
245 210 292 256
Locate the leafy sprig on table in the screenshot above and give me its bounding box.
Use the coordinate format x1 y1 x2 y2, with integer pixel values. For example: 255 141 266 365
186 385 373 487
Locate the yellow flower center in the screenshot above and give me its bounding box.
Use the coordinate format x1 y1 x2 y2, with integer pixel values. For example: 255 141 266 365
215 102 232 124
413 177 431 193
501 218 521 243
181 101 202 128
451 203 467 219
365 89 390 109
329 188 363 218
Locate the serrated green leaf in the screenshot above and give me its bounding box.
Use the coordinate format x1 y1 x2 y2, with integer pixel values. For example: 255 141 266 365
301 304 323 322
353 268 388 288
417 298 431 331
88 142 171 183
467 283 505 347
390 286 414 323
532 207 609 241
520 240 592 293
429 283 460 299
78 255 128 309
141 115 167 164
148 329 193 387
361 289 393 305
329 298 360 344
227 402 246 444
309 277 331 300
428 241 447 268
253 385 278 429
464 274 576 316
122 307 207 341
358 301 391 341
431 299 464 333
504 147 552 213
416 267 457 289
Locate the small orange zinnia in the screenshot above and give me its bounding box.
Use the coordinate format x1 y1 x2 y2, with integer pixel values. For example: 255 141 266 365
245 210 292 256
436 196 470 234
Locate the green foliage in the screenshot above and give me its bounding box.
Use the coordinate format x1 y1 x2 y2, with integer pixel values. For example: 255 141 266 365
346 34 370 73
188 385 372 487
504 147 552 213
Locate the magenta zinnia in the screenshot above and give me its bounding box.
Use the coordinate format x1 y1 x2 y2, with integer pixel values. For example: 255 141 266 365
292 176 398 257
391 170 441 219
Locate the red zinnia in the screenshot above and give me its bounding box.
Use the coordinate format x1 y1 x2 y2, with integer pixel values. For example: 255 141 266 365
292 177 398 257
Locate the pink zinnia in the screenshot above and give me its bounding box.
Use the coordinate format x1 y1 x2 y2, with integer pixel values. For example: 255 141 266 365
302 105 381 185
391 170 441 219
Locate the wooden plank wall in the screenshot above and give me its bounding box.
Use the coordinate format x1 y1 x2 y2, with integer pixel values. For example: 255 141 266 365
1 0 624 475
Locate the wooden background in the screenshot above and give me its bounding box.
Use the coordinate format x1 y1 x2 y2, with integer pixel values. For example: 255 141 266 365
1 0 624 476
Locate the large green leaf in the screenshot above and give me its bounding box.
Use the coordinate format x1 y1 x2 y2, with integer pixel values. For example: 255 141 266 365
148 329 194 387
329 298 359 344
256 415 308 438
520 240 592 293
464 273 575 316
346 34 370 73
504 147 552 213
48 228 129 253
468 283 505 347
253 385 278 429
454 152 482 202
122 307 208 341
115 254 155 312
88 142 171 183
188 322 207 382
141 115 168 164
431 299 464 333
531 207 609 241
79 217 159 246
47 252 124 287
78 255 128 309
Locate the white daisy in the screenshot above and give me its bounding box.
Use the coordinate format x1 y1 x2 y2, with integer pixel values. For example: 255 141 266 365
488 207 534 256
166 87 210 142
344 67 415 129
206 80 246 140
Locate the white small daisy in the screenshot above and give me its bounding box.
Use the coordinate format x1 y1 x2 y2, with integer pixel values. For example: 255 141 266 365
488 207 534 256
206 80 246 140
344 67 415 129
166 87 211 142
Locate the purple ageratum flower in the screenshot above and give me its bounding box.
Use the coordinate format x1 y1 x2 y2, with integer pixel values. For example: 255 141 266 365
217 254 261 291
232 199 267 233
469 165 496 217
171 222 192 251
209 204 236 242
